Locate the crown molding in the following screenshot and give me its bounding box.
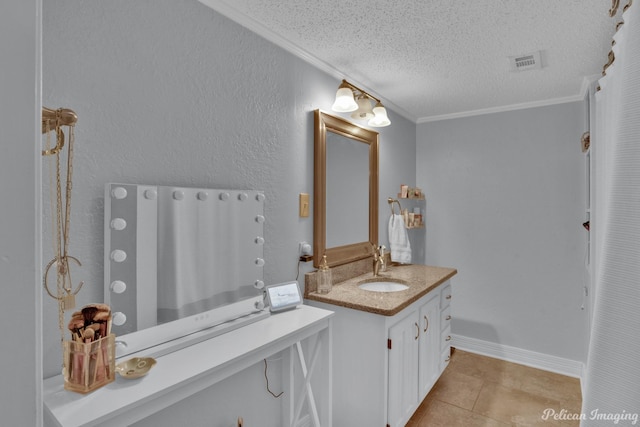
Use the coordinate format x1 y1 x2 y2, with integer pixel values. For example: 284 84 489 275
417 92 588 123
198 0 417 123
199 1 599 126
417 74 601 123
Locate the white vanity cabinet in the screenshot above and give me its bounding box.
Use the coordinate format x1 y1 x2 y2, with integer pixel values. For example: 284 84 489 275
439 282 453 371
419 292 442 400
307 280 451 427
388 292 440 427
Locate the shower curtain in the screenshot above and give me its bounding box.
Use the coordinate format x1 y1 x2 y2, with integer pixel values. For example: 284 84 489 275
581 3 640 424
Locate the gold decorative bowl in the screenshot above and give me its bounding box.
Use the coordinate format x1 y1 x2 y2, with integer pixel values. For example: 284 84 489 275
115 357 157 379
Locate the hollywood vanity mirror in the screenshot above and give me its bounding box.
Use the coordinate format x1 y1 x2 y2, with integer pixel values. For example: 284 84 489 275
104 183 267 358
313 109 379 268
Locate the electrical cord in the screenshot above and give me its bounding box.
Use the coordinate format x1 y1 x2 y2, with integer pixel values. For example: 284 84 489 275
263 359 283 398
295 257 302 281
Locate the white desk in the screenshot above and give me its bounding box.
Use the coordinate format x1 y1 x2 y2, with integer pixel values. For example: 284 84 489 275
43 305 333 427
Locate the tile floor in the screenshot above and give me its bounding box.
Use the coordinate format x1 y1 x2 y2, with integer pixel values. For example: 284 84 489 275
406 349 582 426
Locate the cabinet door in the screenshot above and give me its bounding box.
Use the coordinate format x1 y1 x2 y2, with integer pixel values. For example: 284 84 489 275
387 313 420 427
418 294 441 400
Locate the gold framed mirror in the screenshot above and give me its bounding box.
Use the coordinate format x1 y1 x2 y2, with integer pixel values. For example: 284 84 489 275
314 109 379 268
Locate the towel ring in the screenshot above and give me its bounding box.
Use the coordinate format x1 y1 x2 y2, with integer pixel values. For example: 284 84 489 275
388 197 402 215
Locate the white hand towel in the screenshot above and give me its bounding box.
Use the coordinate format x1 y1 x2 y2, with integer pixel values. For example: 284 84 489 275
388 214 412 264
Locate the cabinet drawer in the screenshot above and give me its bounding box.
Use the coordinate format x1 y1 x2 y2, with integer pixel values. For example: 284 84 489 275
440 326 452 351
440 347 451 371
440 284 452 308
440 306 451 331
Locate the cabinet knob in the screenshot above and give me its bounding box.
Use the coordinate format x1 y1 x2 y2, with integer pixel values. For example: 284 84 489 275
446 315 452 321
414 323 420 340
446 335 452 342
445 295 452 300
423 315 429 333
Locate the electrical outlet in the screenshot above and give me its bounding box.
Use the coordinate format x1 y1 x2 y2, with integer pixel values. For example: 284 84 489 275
298 241 312 262
298 241 311 255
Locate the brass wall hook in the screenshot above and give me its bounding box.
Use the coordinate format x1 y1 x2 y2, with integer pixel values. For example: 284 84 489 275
388 197 403 216
42 107 77 132
41 107 77 156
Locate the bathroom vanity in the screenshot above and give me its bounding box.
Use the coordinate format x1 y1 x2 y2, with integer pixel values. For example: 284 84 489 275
43 305 334 427
43 183 335 427
305 263 456 427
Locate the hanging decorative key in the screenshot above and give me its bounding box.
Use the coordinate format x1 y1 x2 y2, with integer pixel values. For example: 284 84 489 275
42 107 84 338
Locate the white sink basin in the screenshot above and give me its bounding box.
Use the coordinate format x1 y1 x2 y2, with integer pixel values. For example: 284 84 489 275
358 281 409 292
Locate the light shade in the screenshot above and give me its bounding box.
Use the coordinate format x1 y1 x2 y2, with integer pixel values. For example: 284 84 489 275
368 102 391 127
351 97 374 120
331 86 358 112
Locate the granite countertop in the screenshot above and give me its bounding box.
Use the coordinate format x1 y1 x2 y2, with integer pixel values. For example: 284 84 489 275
305 264 457 316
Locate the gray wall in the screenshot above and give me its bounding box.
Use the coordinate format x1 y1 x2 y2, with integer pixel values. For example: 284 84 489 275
42 0 417 422
1 2 42 426
16 0 589 424
416 102 589 363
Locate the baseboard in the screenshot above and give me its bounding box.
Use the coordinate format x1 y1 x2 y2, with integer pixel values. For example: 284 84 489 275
452 334 584 379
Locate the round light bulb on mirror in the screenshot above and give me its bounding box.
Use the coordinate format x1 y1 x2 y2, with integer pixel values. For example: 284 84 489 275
110 249 127 263
144 189 157 200
110 218 127 231
110 280 127 294
111 186 128 200
112 312 127 326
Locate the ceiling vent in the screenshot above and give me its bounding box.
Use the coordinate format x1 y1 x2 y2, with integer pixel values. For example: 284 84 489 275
508 51 542 72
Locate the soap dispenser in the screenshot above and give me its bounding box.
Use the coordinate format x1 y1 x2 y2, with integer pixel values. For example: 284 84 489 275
317 254 333 294
379 245 387 272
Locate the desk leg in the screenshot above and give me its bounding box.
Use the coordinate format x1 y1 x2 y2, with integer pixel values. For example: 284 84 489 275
284 321 332 427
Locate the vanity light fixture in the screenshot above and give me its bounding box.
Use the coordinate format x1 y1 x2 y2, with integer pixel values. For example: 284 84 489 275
351 96 374 120
331 80 358 112
331 79 391 127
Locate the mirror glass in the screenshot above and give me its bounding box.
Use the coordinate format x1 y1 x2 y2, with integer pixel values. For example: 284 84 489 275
105 183 266 357
325 131 369 247
314 110 378 267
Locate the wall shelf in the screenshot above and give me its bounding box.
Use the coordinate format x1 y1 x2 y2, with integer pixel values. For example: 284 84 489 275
397 194 425 201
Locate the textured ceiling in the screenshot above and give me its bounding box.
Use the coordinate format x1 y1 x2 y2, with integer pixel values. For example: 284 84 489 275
200 1 616 122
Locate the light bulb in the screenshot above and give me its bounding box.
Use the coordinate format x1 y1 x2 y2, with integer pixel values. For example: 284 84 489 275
368 102 391 127
331 86 358 112
351 97 374 120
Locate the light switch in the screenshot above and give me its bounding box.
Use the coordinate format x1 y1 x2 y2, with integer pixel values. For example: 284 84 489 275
299 193 310 217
